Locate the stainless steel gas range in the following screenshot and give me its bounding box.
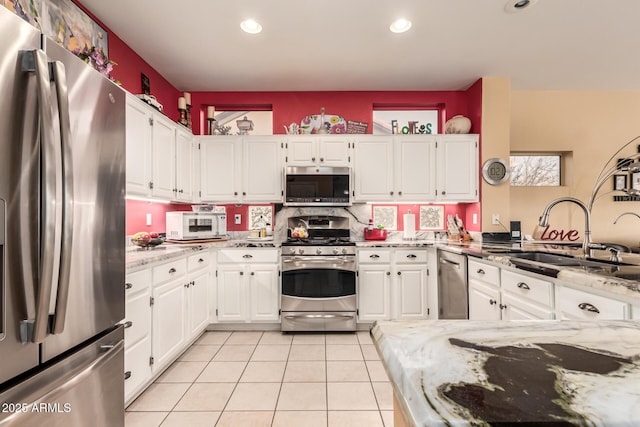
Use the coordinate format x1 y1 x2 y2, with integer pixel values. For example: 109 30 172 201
280 216 357 332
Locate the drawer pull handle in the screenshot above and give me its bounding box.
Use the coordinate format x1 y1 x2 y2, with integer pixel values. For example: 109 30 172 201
578 302 600 314
184 283 190 288
397 272 402 276
386 272 391 275
489 299 497 305
499 303 507 310
477 269 485 275
517 282 530 290
124 371 132 380
198 258 204 263
125 283 133 289
240 271 244 275
191 281 195 287
169 268 177 273
369 254 380 259
123 321 133 329
406 254 417 259
243 254 253 259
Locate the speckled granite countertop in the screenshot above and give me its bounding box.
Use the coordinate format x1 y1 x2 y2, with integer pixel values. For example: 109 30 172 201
372 319 640 427
126 239 278 269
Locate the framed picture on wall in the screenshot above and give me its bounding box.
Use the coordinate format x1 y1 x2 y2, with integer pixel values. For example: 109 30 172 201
614 174 627 191
632 173 640 192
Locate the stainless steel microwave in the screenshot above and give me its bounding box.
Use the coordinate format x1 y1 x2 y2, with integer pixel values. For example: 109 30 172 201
285 166 351 206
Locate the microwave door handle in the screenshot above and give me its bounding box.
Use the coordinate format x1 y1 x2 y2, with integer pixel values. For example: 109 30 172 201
50 60 73 335
20 50 57 343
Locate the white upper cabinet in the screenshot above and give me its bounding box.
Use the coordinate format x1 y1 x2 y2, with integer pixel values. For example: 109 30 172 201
286 135 350 166
125 96 153 197
150 114 177 200
200 136 242 202
243 136 283 201
435 134 479 202
353 136 395 201
174 127 194 202
199 136 283 203
395 135 437 201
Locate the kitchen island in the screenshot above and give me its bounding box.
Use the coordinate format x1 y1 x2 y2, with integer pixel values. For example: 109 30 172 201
371 319 640 426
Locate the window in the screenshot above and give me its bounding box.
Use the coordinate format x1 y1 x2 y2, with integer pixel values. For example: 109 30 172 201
510 154 563 186
372 110 439 135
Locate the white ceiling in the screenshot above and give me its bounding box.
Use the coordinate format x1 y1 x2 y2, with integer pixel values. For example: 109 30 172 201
80 0 640 92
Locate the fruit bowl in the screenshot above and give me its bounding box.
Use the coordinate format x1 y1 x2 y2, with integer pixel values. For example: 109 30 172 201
132 236 165 249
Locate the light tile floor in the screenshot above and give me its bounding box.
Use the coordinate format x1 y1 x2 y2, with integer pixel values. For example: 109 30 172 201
125 331 394 427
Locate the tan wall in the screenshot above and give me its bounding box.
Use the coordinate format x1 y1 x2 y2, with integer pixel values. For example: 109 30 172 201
481 77 512 232
510 90 640 248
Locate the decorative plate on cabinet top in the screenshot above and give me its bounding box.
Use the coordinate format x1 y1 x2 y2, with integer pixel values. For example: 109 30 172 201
300 114 347 134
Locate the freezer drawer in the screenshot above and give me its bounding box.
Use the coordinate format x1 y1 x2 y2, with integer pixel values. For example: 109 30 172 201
0 326 124 427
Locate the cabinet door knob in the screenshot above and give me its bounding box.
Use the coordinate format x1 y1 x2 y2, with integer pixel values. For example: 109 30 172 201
312 157 316 162
125 283 133 290
198 258 204 263
169 268 176 273
251 272 255 276
516 282 530 290
499 303 507 310
242 192 246 196
179 189 183 193
191 281 195 287
320 157 324 162
234 191 238 196
390 191 394 196
240 271 244 275
578 302 600 314
489 299 497 305
124 371 132 380
123 321 133 329
243 254 253 259
386 271 391 276
477 269 485 275
397 272 401 276
441 191 446 195
184 283 190 288
398 191 402 196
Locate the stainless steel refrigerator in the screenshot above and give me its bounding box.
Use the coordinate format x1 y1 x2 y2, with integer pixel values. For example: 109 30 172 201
0 7 125 426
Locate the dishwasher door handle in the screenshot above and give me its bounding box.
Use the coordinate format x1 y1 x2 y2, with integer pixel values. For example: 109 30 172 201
439 258 460 268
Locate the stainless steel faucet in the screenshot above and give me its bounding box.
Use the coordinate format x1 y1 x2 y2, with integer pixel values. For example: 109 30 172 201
613 211 640 224
538 197 599 256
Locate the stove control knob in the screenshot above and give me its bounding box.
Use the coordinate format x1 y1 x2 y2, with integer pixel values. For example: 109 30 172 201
298 248 305 255
316 248 322 255
341 248 348 254
333 248 339 255
289 248 296 254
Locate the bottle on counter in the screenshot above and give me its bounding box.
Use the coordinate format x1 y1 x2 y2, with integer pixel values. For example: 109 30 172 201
368 218 374 230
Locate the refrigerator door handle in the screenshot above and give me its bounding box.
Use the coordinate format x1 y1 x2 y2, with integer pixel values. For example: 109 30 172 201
50 60 73 335
20 49 58 344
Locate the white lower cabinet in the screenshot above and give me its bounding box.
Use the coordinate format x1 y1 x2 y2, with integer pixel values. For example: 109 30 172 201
633 305 640 320
216 249 280 323
358 264 392 321
357 248 430 322
152 276 187 371
124 268 152 405
555 285 629 320
468 258 553 320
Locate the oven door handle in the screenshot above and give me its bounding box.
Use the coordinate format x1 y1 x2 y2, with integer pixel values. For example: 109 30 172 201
282 257 354 263
283 314 355 320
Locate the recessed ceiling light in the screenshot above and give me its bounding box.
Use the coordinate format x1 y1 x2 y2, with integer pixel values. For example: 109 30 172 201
389 18 412 33
240 19 262 34
504 0 538 13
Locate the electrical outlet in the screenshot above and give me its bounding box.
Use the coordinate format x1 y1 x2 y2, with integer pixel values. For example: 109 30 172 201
234 214 241 225
472 213 478 225
492 213 500 225
146 213 152 226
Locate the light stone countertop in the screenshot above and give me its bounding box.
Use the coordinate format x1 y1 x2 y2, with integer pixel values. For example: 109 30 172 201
372 319 640 426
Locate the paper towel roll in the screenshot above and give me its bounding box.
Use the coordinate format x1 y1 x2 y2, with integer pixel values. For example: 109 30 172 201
403 213 416 239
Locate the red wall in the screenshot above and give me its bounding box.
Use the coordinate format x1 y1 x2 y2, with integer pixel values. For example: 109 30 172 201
462 78 483 232
73 1 181 122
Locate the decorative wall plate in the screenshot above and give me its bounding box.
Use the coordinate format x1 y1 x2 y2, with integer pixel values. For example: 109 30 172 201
300 114 347 134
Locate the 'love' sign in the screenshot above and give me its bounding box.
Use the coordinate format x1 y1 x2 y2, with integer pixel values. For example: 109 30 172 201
539 225 580 241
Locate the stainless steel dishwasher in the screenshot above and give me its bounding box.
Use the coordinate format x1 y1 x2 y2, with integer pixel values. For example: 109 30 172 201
437 249 469 319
